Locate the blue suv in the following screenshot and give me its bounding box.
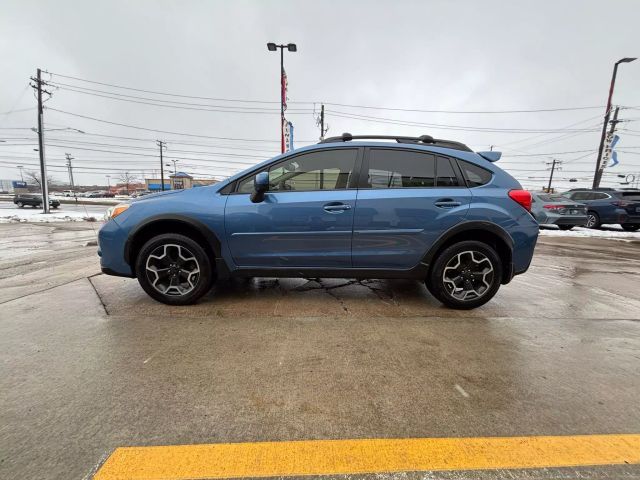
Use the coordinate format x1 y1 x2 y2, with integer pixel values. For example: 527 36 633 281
98 134 538 309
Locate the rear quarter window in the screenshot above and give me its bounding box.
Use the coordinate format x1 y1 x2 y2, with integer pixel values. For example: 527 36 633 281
458 160 492 187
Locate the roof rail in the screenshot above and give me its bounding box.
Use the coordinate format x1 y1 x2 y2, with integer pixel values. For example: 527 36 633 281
319 133 472 151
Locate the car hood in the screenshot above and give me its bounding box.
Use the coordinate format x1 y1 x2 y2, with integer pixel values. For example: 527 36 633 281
131 189 185 203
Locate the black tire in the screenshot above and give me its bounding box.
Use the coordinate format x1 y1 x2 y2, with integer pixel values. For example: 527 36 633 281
16 201 23 208
427 240 503 310
621 223 640 232
558 225 574 231
52 205 59 209
135 233 214 305
31 204 37 208
586 211 601 229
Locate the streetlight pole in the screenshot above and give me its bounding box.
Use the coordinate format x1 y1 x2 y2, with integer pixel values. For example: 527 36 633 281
106 175 111 192
166 159 178 176
592 57 636 189
17 165 24 182
267 42 297 154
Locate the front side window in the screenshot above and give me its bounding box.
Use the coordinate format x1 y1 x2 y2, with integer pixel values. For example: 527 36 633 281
236 149 358 193
367 149 435 188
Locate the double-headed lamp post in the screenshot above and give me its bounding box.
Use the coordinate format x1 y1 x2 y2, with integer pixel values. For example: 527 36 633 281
267 42 297 153
592 57 636 189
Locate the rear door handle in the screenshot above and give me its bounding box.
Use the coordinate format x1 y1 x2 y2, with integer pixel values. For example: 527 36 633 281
323 203 352 213
434 198 461 208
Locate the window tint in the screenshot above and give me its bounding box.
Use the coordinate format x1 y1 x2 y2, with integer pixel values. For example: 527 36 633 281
569 192 589 200
458 160 492 187
592 192 609 200
620 192 640 200
237 173 263 193
436 156 460 187
367 149 435 188
268 149 357 191
538 194 566 202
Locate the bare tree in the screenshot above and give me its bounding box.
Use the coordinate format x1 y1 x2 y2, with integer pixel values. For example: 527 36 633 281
118 171 139 195
24 170 56 188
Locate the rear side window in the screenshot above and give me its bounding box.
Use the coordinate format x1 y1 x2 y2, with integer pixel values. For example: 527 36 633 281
458 160 492 187
436 156 460 187
620 192 640 200
592 192 610 200
367 149 435 188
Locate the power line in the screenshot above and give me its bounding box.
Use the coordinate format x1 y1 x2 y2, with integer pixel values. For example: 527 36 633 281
47 71 617 114
46 107 317 143
50 83 314 114
326 110 600 133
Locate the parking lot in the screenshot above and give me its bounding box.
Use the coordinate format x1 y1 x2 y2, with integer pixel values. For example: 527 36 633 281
1 222 640 479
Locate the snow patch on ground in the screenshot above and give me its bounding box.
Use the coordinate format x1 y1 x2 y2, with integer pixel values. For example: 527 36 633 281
539 224 640 241
0 207 101 223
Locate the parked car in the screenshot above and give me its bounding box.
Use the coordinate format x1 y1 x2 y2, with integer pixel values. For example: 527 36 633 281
562 189 640 231
98 133 539 309
62 190 75 197
530 192 587 230
13 193 60 209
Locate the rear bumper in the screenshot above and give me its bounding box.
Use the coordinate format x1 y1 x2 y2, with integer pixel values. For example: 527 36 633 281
537 212 587 226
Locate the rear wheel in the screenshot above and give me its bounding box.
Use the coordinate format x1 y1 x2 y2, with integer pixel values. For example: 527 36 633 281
427 240 503 310
586 211 601 229
135 233 214 305
558 225 574 231
621 223 640 232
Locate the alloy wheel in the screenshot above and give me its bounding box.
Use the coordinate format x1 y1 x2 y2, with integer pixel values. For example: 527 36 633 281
586 214 597 228
145 243 200 296
442 250 495 301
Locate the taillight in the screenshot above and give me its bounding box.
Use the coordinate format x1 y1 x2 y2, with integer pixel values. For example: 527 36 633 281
508 189 532 212
611 200 632 207
543 205 563 211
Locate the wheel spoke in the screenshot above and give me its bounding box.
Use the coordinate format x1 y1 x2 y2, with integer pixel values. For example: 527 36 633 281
442 250 495 301
145 243 200 297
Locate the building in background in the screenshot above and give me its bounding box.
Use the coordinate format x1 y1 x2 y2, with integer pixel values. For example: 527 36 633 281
144 172 218 192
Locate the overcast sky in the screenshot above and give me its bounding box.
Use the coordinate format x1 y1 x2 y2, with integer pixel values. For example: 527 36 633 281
1 0 639 190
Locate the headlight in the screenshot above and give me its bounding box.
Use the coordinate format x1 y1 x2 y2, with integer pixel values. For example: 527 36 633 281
106 203 130 220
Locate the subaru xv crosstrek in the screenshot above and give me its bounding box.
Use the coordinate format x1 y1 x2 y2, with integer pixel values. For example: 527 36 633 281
98 134 539 309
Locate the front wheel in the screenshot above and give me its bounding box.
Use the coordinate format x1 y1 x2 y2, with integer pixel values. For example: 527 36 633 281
427 240 503 310
621 223 640 232
135 233 214 305
16 201 24 208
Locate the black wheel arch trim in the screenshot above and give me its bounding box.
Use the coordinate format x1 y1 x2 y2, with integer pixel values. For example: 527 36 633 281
421 221 515 280
124 214 222 266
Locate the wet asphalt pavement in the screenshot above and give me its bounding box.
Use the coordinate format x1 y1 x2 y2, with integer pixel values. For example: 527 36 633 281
0 223 639 479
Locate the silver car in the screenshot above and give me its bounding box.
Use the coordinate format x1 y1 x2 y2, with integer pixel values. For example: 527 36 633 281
530 192 588 230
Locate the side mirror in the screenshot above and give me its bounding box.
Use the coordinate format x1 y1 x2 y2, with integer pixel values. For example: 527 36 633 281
250 172 269 203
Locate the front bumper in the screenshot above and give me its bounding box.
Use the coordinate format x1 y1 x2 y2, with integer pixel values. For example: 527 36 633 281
98 219 134 277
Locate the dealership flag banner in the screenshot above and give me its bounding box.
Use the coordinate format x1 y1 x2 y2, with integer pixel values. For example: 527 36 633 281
284 119 294 152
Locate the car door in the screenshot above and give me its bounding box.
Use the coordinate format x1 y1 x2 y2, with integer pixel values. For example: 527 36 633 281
224 147 361 268
352 147 471 269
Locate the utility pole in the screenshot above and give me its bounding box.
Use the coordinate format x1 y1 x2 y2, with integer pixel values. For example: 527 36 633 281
156 140 166 191
316 103 328 141
17 165 24 182
592 58 636 189
30 68 52 213
65 153 75 191
106 175 111 192
546 159 562 193
594 106 621 188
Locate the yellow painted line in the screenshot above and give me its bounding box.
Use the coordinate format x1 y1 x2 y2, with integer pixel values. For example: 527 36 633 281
94 434 640 480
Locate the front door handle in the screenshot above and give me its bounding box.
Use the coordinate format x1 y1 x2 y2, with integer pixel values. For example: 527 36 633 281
434 198 462 208
323 203 351 213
